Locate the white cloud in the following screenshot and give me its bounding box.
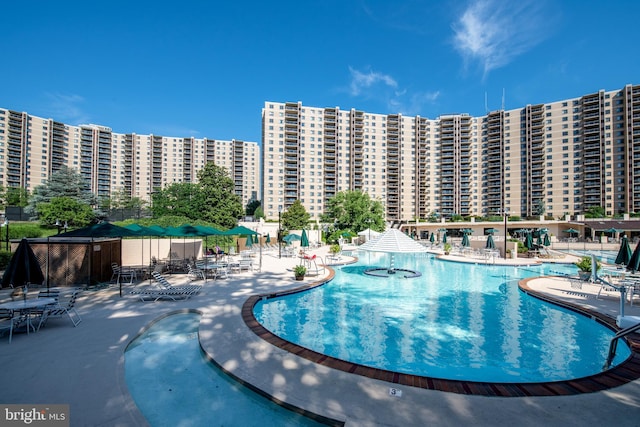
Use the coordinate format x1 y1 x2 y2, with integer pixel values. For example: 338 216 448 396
349 67 398 96
452 0 551 76
347 66 440 115
44 93 90 124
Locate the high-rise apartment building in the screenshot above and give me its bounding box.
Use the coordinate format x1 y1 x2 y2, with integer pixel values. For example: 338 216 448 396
262 84 640 221
0 109 260 207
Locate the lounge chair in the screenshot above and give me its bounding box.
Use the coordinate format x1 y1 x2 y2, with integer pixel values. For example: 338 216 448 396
129 274 201 301
130 272 202 302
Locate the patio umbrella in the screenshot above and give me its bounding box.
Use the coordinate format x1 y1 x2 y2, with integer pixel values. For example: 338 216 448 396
442 233 447 244
253 234 259 245
57 222 139 238
525 233 534 250
282 234 301 244
1 238 45 290
223 225 258 236
265 234 271 244
564 228 578 236
461 233 470 247
485 234 496 249
615 236 633 265
429 233 435 244
536 235 543 246
627 242 640 272
543 233 551 247
485 228 499 234
301 229 310 248
604 227 621 238
245 235 253 248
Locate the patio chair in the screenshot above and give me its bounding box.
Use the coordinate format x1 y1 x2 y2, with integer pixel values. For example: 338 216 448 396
111 263 137 284
187 264 205 281
37 289 82 329
0 309 29 343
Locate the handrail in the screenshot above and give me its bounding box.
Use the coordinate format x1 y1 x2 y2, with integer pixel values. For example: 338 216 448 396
603 321 640 370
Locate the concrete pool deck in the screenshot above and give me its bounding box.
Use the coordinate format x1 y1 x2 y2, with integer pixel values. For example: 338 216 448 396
1 246 640 426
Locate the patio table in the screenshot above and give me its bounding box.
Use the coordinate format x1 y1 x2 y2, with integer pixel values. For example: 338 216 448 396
0 297 57 336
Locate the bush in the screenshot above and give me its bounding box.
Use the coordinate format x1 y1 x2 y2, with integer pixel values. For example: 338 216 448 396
575 255 601 272
329 244 341 254
293 265 307 276
0 250 12 270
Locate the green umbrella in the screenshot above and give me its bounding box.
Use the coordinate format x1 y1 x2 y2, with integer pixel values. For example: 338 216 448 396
615 236 632 265
253 234 259 244
564 228 578 235
223 225 258 236
525 233 534 250
283 234 301 243
486 234 496 249
442 233 447 244
429 233 435 243
245 236 253 248
265 234 271 244
301 229 309 248
57 222 139 238
485 228 499 235
604 227 621 237
628 243 640 272
543 233 551 246
461 233 470 247
536 235 543 246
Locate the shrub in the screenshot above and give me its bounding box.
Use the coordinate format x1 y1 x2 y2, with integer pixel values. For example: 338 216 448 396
575 255 601 272
293 265 307 276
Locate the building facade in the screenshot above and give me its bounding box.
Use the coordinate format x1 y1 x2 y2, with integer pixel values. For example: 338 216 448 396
262 83 640 221
0 109 260 208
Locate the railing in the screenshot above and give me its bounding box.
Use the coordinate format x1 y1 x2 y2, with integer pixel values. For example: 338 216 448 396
603 321 640 370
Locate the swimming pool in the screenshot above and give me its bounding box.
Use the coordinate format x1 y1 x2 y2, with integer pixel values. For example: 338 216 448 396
253 252 630 383
124 312 330 427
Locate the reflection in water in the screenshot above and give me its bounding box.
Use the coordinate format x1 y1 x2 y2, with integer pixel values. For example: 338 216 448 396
254 253 630 383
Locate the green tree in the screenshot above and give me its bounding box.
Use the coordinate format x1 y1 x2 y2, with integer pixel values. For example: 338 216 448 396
245 199 261 216
26 166 98 224
37 196 96 228
150 163 243 229
151 182 201 219
584 206 606 218
253 205 264 220
196 163 243 229
321 190 384 233
5 187 29 207
282 200 310 230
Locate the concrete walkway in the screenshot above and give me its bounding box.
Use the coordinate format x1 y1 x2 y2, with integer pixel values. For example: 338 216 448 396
1 247 640 426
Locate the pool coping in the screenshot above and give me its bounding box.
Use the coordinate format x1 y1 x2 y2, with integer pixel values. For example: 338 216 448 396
241 268 640 397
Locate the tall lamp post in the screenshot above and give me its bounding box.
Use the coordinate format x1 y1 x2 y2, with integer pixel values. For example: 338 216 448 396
278 207 282 259
2 219 8 251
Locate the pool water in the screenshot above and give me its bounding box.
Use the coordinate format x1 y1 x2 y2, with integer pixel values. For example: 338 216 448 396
254 252 630 383
124 313 327 427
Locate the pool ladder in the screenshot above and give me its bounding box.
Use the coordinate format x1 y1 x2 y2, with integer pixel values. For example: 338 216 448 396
603 321 640 370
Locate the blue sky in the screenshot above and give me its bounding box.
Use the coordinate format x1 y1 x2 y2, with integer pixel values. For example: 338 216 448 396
3 0 639 143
